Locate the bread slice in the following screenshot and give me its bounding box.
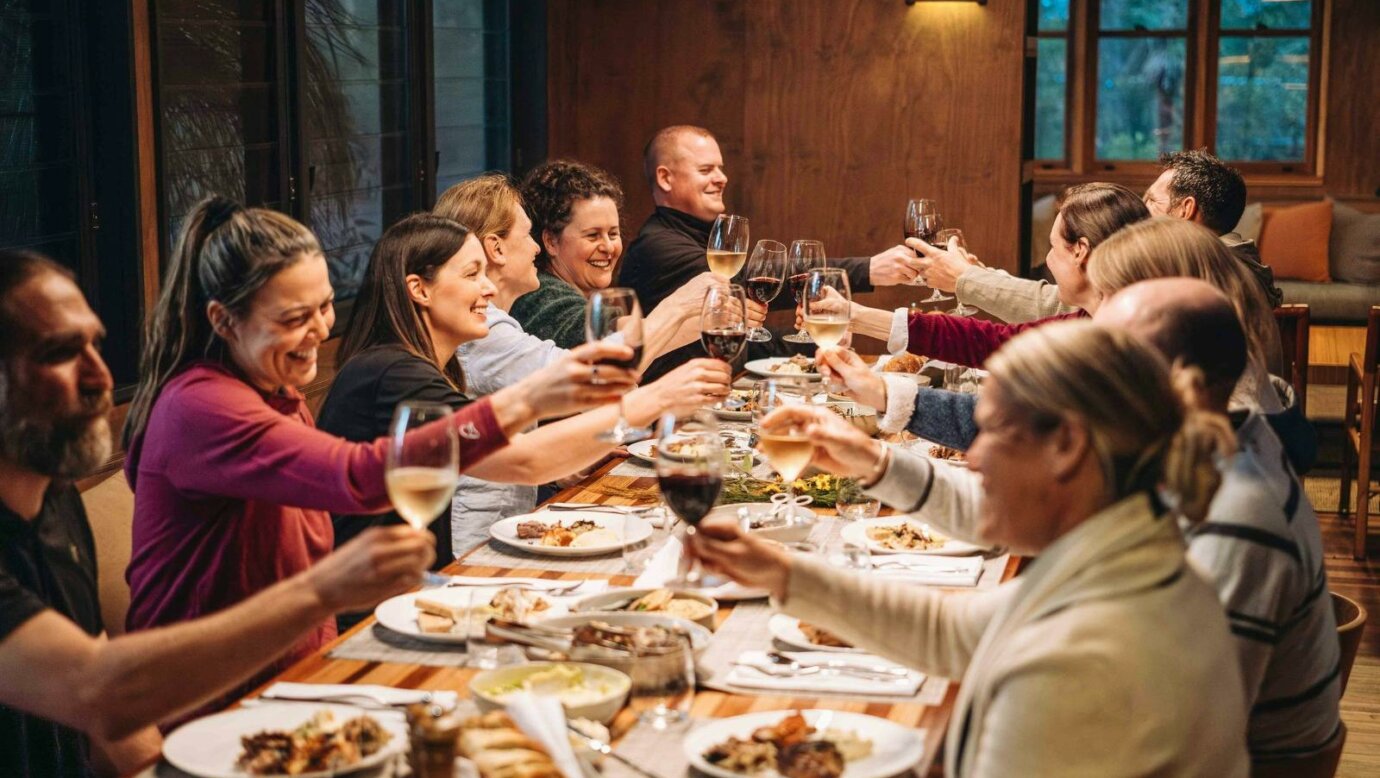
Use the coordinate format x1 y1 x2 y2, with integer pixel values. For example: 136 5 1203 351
416 612 455 634
414 596 468 622
459 728 544 757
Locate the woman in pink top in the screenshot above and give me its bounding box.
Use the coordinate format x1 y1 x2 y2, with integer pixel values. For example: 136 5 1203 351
121 197 635 717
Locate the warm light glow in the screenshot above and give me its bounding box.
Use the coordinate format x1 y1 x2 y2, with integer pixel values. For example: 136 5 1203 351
905 0 987 5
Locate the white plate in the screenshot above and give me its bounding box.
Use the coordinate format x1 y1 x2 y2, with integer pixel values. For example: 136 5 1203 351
872 354 933 385
537 612 714 653
626 438 759 466
489 512 653 557
163 702 407 778
684 709 925 778
841 518 985 556
744 357 822 379
768 613 867 654
373 585 568 644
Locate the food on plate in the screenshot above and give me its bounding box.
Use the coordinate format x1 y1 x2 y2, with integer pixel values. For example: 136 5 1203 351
928 444 967 463
414 588 550 634
881 352 926 374
616 588 716 622
717 389 759 413
236 710 390 775
702 712 873 778
770 354 818 374
513 518 617 548
457 711 562 778
570 619 691 654
865 521 947 552
798 622 853 649
475 664 623 708
720 473 841 508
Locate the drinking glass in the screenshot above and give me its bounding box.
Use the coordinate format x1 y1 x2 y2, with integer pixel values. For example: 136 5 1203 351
622 512 665 575
836 540 873 571
801 268 852 349
387 401 459 587
742 239 785 342
655 410 724 588
836 478 881 520
783 240 826 343
706 214 750 279
700 284 748 365
586 288 649 444
944 363 982 394
905 199 953 303
463 588 500 669
629 634 696 731
754 376 816 523
935 229 978 316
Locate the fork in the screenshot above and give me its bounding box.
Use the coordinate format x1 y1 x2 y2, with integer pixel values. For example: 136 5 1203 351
257 689 436 708
443 579 594 596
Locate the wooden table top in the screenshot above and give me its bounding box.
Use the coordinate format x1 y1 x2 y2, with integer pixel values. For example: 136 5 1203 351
254 456 1020 777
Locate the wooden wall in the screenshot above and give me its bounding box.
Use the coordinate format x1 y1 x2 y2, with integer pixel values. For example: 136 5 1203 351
546 0 1029 320
1322 0 1380 199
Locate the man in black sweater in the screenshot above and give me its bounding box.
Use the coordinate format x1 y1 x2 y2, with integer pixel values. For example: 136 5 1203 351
619 125 923 380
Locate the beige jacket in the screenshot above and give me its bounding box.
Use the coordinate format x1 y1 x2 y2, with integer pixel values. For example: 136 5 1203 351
784 494 1250 777
955 266 1076 323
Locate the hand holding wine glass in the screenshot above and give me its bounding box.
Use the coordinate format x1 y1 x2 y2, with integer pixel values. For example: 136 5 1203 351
904 199 954 302
758 403 884 481
754 377 816 523
742 240 785 342
783 240 826 344
655 410 725 588
706 214 750 279
386 401 459 586
586 288 651 444
700 284 748 366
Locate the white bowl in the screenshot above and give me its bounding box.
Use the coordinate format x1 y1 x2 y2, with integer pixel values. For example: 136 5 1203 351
470 662 630 724
708 503 816 543
571 588 719 630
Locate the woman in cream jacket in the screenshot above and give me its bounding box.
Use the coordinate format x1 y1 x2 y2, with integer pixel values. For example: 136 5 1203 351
693 321 1250 777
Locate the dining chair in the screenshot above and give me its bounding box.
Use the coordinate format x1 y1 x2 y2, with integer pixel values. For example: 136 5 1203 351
1273 304 1310 417
1250 722 1347 778
1332 591 1368 696
79 470 135 636
1339 305 1380 559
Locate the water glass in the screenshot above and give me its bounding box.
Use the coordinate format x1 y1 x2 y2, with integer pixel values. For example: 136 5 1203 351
622 513 663 575
629 636 696 731
836 478 881 520
464 589 500 670
836 540 872 571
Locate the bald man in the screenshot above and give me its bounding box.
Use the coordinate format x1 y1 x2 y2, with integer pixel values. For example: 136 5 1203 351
618 125 921 380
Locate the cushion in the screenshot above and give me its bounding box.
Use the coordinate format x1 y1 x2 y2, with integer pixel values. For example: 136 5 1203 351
1277 279 1379 324
1232 202 1264 243
1258 200 1333 282
1029 194 1057 269
1329 201 1380 284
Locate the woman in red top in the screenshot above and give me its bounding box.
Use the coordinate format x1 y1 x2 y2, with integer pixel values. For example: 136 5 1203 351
120 197 635 718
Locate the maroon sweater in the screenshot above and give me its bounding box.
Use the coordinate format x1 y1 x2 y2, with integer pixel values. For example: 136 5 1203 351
124 362 506 714
907 310 1088 367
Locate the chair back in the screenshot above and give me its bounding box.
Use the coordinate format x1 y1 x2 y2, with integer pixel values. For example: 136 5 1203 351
1333 591 1367 695
1250 722 1346 778
1273 304 1310 416
79 471 135 636
1364 305 1380 379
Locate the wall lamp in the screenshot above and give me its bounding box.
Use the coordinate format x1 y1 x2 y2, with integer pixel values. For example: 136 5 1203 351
906 0 987 5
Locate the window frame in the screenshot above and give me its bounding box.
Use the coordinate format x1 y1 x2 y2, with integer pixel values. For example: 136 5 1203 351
1032 0 1326 178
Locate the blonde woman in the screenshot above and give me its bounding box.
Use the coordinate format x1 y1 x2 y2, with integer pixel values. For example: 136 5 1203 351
694 321 1249 777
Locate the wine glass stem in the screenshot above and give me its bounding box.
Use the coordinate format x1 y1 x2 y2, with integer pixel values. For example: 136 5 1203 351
683 525 702 585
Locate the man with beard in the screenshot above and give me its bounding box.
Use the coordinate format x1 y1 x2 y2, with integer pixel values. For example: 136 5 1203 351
0 249 435 777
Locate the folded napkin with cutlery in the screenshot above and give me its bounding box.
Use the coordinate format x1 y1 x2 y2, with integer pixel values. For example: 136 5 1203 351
256 682 459 709
871 554 983 587
726 651 924 696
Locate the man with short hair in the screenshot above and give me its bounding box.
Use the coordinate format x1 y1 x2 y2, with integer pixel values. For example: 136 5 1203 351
919 149 1282 323
618 125 922 379
0 249 434 777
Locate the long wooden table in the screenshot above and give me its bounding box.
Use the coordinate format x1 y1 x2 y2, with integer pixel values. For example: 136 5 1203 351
245 456 1019 777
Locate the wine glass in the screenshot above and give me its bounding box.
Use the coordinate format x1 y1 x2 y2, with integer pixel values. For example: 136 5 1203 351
706 214 749 279
905 199 953 303
386 401 459 587
742 239 785 342
629 632 696 731
655 409 724 588
783 240 826 343
802 268 853 394
700 284 748 365
586 288 649 444
935 228 978 316
754 376 816 525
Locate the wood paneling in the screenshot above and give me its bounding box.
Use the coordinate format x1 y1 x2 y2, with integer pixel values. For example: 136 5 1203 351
546 0 1028 315
1321 0 1380 198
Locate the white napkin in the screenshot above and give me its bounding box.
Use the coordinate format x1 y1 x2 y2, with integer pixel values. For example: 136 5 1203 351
871 554 983 587
726 651 923 696
504 693 584 778
631 535 685 588
257 682 458 709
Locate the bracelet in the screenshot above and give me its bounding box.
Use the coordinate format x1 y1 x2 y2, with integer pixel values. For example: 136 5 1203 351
859 444 892 488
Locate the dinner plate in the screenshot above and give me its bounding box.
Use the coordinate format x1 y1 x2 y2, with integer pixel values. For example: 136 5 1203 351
489 511 653 557
537 612 714 653
768 613 868 654
871 354 933 385
744 357 822 379
373 585 568 644
625 437 759 466
683 709 926 778
841 518 985 556
163 702 407 778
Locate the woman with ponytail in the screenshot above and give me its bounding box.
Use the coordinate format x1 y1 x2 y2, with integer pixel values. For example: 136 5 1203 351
122 197 632 716
691 321 1250 777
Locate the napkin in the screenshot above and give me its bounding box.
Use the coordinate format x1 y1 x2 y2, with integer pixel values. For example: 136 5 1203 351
871 554 983 587
504 693 585 778
257 682 459 709
725 651 924 696
632 536 770 599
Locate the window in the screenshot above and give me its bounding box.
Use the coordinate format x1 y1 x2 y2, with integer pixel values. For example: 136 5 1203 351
1032 0 1322 172
433 1 512 197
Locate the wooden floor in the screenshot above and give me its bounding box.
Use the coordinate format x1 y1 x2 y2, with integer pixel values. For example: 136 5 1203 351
1323 507 1379 777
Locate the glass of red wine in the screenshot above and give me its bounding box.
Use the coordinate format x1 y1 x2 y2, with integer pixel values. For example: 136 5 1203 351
700 284 748 365
905 199 953 303
655 409 724 588
743 239 785 342
586 287 649 444
783 240 826 344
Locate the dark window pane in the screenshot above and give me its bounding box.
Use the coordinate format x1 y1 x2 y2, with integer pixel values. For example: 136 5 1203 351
1037 0 1069 32
1216 36 1309 161
434 0 510 196
1221 0 1312 30
1035 39 1067 159
1100 0 1187 31
1096 37 1185 159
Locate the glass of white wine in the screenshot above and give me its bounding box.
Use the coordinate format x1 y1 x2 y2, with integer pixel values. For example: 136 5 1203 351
802 268 852 394
386 400 459 587
754 376 816 525
706 214 749 279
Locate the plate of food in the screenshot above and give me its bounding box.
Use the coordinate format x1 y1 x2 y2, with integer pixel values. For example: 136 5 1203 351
840 518 984 556
572 587 719 630
745 355 822 379
373 585 561 644
489 512 652 557
163 704 405 778
768 614 867 654
685 709 925 778
707 503 817 543
626 434 759 467
925 443 968 466
713 389 759 421
872 353 932 385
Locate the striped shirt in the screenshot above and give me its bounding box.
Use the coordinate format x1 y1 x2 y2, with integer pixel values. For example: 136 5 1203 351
1182 412 1341 759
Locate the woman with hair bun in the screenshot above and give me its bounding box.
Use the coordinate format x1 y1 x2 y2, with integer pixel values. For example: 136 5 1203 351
691 321 1249 777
